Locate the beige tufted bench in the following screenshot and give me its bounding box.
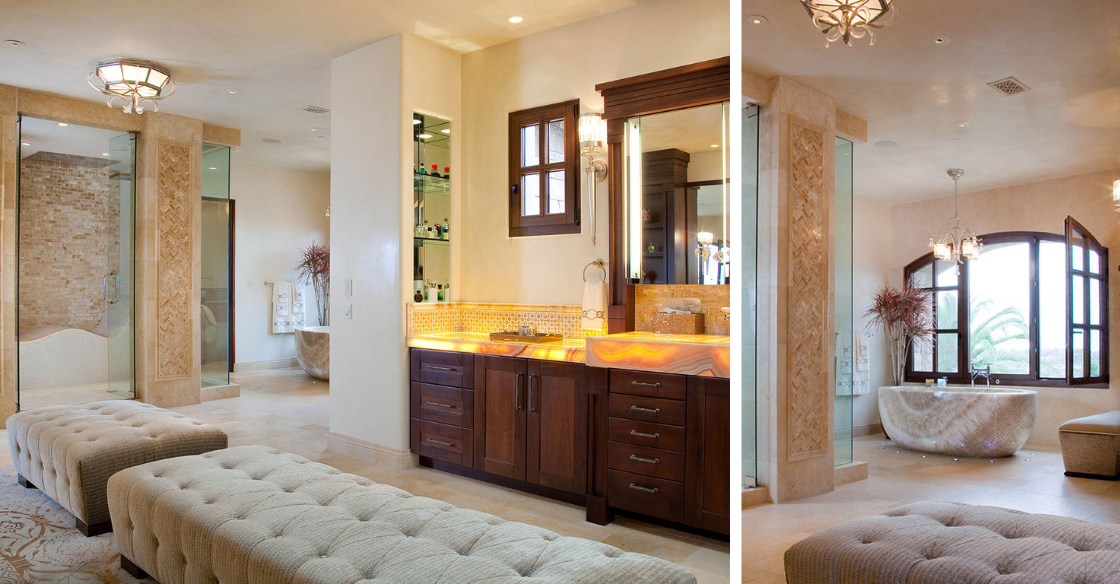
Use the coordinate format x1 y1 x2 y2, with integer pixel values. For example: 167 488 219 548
6 400 227 536
1060 411 1120 479
107 445 698 584
785 501 1120 583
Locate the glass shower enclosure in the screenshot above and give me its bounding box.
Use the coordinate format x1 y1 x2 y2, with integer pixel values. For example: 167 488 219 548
834 137 855 466
201 144 232 388
742 104 759 488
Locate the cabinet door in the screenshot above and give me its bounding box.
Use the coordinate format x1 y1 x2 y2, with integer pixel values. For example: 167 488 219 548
685 376 730 535
476 355 528 481
526 361 588 494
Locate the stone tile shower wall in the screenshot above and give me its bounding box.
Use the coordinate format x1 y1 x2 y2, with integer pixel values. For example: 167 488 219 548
18 152 118 333
634 285 730 336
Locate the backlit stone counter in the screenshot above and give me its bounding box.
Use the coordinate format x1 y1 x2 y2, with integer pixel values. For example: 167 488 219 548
586 331 730 378
407 332 586 363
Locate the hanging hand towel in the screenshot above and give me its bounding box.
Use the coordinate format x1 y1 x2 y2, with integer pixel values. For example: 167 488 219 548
272 281 294 334
852 331 871 395
291 283 307 329
581 280 607 332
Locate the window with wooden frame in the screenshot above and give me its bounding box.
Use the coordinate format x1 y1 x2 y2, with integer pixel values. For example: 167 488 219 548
903 222 1109 387
508 100 580 237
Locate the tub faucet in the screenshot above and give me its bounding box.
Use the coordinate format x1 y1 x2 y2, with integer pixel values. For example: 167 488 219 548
970 364 993 389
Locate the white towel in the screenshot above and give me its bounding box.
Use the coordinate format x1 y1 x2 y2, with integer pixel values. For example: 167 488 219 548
853 332 871 395
291 284 307 329
581 281 607 332
272 281 294 334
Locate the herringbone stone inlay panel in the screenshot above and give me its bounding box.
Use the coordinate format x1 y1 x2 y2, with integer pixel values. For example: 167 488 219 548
787 120 829 461
157 143 192 379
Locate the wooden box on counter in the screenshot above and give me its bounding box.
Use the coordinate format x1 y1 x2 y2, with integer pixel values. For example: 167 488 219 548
408 347 730 538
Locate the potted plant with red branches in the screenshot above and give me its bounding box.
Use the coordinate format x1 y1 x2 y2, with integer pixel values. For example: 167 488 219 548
865 283 933 386
296 242 330 326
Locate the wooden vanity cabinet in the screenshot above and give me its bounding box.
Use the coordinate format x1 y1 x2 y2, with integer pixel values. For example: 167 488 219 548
685 376 731 534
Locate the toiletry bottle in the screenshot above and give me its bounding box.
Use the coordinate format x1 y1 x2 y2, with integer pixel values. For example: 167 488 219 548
435 224 443 239
443 166 450 180
444 279 450 300
427 283 439 303
414 289 424 303
442 219 449 240
418 164 426 175
430 164 440 178
437 284 444 302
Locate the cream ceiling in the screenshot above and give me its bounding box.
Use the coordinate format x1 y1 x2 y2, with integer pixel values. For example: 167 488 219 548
742 0 1120 203
0 0 652 170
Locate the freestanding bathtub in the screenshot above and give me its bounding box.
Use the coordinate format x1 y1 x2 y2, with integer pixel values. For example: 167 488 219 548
879 385 1037 458
295 326 329 381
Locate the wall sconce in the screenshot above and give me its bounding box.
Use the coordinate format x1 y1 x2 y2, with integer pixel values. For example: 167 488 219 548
695 231 714 284
579 112 608 246
1113 179 1120 205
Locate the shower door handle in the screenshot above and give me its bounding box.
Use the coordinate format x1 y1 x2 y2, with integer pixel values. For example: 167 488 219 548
113 275 120 305
105 273 119 305
103 275 109 304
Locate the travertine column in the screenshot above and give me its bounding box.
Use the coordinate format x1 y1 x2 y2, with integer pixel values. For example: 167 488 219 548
0 85 18 425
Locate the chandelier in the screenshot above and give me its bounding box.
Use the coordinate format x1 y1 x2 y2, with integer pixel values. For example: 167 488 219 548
930 168 981 268
87 58 176 114
800 0 895 47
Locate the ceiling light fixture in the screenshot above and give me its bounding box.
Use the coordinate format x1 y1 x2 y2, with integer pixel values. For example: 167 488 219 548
873 139 899 148
261 138 282 144
418 133 433 139
932 35 951 45
228 89 238 94
209 167 218 170
800 0 895 47
101 152 109 156
929 168 981 269
57 122 68 127
88 57 176 114
957 122 970 128
1112 179 1120 205
508 15 523 23
6 40 24 47
441 129 450 134
747 15 768 25
20 142 29 146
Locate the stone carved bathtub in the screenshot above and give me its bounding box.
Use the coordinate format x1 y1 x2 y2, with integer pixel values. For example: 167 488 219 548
295 326 329 381
879 385 1037 458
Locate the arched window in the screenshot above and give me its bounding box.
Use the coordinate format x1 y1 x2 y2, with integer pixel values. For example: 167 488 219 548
903 218 1108 387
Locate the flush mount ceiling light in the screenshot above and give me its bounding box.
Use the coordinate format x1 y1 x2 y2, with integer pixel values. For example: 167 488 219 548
88 57 176 114
929 168 981 269
507 15 523 23
6 39 24 47
800 0 895 47
873 139 899 148
747 15 768 25
57 122 68 127
261 138 282 144
932 35 952 45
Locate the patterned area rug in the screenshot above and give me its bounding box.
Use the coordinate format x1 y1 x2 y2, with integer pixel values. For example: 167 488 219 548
0 466 144 583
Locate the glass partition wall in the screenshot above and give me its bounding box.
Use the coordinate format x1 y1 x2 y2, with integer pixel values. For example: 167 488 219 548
742 105 759 488
834 137 855 466
201 144 232 388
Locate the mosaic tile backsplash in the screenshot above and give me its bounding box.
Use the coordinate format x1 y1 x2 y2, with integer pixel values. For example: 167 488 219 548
635 285 731 336
408 302 605 339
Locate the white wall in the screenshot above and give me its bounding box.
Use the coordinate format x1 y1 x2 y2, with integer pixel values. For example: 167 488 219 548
460 0 730 305
231 161 329 365
852 195 893 432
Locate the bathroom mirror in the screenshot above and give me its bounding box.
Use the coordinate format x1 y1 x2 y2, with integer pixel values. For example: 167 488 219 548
623 101 730 285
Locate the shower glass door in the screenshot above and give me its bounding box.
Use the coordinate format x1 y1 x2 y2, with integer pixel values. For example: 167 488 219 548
107 132 135 398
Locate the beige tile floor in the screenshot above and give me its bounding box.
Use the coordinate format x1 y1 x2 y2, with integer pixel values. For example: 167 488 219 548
18 382 127 410
743 434 1120 582
0 368 726 582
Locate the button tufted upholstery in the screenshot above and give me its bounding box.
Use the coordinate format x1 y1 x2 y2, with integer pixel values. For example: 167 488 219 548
107 445 698 584
1060 411 1120 478
6 401 228 529
785 501 1120 583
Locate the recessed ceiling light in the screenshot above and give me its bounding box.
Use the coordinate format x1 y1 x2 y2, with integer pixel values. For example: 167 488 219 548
441 129 450 134
6 40 24 47
228 89 238 94
747 15 768 25
508 15 523 23
418 133 433 139
412 119 422 125
957 122 970 128
261 138 282 144
209 167 217 170
101 152 109 156
57 122 68 127
932 35 952 45
949 137 960 142
873 140 899 149
710 144 720 148
19 141 29 146
311 128 316 132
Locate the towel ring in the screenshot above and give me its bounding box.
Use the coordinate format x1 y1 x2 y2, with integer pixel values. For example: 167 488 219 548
583 260 606 283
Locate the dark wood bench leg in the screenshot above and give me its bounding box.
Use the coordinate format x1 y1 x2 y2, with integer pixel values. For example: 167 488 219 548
120 555 150 580
75 517 112 537
17 474 36 489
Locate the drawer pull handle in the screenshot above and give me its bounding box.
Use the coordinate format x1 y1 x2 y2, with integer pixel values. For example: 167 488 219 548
425 401 456 409
630 430 660 439
425 365 456 372
629 454 660 464
426 438 455 447
628 483 659 494
630 405 661 414
630 381 662 389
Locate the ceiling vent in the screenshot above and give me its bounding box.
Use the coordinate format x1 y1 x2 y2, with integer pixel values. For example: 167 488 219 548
300 105 331 115
987 77 1030 96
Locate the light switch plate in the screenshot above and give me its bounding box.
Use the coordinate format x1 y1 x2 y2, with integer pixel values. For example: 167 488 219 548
346 279 353 297
344 303 353 320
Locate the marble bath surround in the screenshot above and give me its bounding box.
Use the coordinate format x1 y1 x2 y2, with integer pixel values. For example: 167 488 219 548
879 385 1038 458
295 326 329 380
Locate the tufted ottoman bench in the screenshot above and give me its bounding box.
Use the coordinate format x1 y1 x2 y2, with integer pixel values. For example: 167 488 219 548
107 445 698 584
784 501 1120 583
1060 411 1120 479
6 400 227 536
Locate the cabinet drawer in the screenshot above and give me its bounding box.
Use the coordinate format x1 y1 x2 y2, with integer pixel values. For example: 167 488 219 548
411 419 473 467
608 418 686 452
411 383 473 428
607 469 684 524
607 441 685 482
608 394 687 426
412 350 473 389
609 370 686 400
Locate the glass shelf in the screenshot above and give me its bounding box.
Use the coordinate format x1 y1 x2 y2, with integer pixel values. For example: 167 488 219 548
414 237 450 247
414 173 450 196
